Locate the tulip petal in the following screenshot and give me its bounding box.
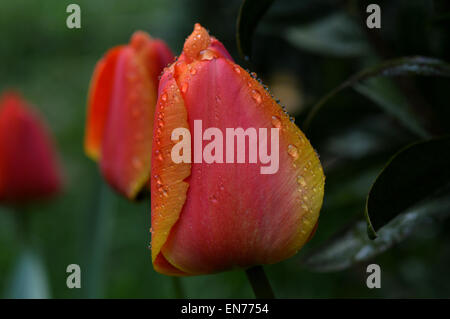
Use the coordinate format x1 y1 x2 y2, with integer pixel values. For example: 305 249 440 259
130 31 175 87
85 46 123 160
0 92 61 202
151 25 324 276
150 71 191 272
100 46 157 199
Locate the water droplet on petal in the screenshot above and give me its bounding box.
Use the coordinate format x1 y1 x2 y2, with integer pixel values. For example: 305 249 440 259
297 175 307 187
161 93 167 102
251 90 262 104
271 116 281 128
287 144 299 160
210 195 218 204
155 150 163 161
181 82 189 93
234 67 241 74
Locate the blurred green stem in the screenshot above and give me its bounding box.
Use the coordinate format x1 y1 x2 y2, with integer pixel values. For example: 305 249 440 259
84 179 115 298
14 207 31 245
245 266 275 299
171 277 185 298
6 207 50 299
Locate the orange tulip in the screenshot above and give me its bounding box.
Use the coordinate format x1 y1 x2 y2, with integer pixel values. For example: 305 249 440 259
85 31 174 199
150 24 325 276
0 91 61 203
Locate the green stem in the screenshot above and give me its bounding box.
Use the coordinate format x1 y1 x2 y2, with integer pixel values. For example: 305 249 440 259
14 207 31 245
171 277 185 298
245 265 275 299
84 180 115 298
7 207 50 299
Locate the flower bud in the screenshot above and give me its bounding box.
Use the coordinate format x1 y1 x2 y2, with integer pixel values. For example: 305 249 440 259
150 24 324 276
84 31 174 199
0 91 62 203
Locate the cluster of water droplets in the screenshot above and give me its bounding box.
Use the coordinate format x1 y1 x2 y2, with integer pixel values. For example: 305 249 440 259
245 68 296 124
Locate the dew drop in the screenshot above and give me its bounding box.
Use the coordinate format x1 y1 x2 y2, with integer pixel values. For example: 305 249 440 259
297 175 307 187
287 144 299 160
181 82 189 93
251 90 262 104
210 195 218 204
234 67 241 74
161 93 167 102
200 49 215 60
155 150 163 161
271 116 281 128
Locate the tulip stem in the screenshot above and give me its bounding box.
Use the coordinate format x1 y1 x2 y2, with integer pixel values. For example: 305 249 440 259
84 179 115 298
171 277 185 298
14 207 31 245
245 266 275 299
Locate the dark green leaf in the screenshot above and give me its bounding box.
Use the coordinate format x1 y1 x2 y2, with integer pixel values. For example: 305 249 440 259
236 0 275 60
302 195 450 272
354 78 429 138
303 56 450 132
285 12 370 57
366 136 450 238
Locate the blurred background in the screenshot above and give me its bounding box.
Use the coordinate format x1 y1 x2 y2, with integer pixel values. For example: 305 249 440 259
0 0 449 298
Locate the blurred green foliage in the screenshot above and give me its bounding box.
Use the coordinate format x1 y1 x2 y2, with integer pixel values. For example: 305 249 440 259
0 0 449 298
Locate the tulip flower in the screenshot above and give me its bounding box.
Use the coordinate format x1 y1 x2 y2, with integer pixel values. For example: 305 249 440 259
0 91 61 203
150 24 325 276
85 31 174 199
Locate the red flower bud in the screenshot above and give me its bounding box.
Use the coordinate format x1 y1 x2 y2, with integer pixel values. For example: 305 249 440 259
0 91 62 203
85 31 174 199
150 24 325 276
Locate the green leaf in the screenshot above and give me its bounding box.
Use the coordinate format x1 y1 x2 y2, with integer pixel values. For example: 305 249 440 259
285 12 370 57
303 56 450 131
354 78 429 138
5 247 50 299
302 195 450 272
366 136 450 238
236 0 275 60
